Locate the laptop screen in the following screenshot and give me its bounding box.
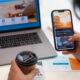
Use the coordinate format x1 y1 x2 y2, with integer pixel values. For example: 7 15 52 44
0 0 40 32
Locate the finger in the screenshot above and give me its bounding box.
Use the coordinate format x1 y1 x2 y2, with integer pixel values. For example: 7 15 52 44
11 60 21 72
74 31 79 34
62 51 73 55
68 32 80 42
26 68 39 79
71 34 80 42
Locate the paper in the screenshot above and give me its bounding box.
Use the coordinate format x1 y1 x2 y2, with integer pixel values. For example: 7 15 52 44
34 61 45 80
69 58 80 70
35 57 80 74
42 56 72 71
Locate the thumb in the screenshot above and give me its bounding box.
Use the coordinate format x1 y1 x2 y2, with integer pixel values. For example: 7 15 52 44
69 34 80 42
25 68 39 80
11 60 21 72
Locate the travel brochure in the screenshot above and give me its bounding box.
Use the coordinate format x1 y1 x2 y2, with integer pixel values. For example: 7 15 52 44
39 56 80 72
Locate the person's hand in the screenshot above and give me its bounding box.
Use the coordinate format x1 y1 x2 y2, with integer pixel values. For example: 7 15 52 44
62 33 80 60
8 60 39 80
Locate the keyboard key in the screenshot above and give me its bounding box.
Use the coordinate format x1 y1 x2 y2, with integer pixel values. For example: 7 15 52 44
0 32 42 48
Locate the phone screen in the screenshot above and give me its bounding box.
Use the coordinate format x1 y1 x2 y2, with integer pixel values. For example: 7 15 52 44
52 10 75 51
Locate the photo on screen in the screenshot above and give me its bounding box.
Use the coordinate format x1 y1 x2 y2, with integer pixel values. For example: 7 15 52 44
0 0 37 25
53 11 72 29
56 36 74 49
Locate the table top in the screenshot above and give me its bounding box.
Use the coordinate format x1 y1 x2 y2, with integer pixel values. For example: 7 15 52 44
0 0 80 80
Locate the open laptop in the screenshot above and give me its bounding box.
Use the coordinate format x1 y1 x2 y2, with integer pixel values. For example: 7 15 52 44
0 0 56 65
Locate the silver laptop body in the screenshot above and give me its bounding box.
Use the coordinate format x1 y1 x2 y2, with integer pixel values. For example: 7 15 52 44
0 0 57 65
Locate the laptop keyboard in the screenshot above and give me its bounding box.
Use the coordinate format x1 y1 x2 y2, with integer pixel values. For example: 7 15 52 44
0 32 42 48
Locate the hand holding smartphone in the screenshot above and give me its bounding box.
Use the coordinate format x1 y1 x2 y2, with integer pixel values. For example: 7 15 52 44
51 9 75 51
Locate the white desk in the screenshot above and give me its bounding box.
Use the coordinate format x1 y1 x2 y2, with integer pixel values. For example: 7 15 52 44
0 0 80 80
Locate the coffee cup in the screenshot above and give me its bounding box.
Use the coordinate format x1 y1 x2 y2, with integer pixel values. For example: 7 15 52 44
16 51 38 74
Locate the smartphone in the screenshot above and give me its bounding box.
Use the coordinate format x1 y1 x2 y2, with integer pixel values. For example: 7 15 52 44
51 9 75 51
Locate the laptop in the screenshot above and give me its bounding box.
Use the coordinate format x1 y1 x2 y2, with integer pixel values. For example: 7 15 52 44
0 0 57 65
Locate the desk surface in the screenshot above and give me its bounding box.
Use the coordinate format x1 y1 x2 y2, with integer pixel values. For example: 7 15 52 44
0 0 80 80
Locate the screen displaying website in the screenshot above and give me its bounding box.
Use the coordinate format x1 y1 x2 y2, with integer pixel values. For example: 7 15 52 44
53 11 74 50
0 0 40 31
